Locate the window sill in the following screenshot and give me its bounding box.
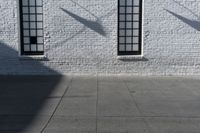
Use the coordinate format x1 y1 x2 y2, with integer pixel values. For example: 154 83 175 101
117 55 148 61
19 55 48 61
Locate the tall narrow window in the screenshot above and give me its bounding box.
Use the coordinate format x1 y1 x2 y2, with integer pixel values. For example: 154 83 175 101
19 0 44 55
118 0 142 55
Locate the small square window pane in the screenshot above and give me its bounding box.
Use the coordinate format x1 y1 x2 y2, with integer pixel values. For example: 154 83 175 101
23 7 29 13
36 7 43 13
37 22 43 28
120 15 125 21
23 30 29 36
29 0 36 6
22 0 28 6
36 0 43 6
126 30 132 36
119 45 125 51
119 30 125 36
24 45 30 51
126 15 132 21
37 37 43 43
37 15 43 21
120 7 125 13
23 22 29 29
24 37 30 43
23 15 29 21
30 30 36 36
126 45 132 51
133 14 139 21
133 30 139 36
31 45 37 51
119 37 125 43
120 0 126 6
133 37 139 43
127 0 132 6
30 15 36 21
126 22 132 28
133 45 139 51
37 30 43 36
126 37 131 43
30 7 36 13
133 7 139 13
30 22 36 28
134 0 140 6
133 22 139 28
119 22 125 28
37 45 44 51
126 7 132 13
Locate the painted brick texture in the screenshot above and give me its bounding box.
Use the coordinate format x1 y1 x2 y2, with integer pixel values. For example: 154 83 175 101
0 0 200 75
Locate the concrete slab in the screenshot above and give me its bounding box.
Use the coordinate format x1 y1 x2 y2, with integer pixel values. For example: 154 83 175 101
0 98 60 115
54 97 96 117
66 76 97 97
43 116 96 133
98 79 140 117
146 117 200 133
97 117 149 133
0 115 49 132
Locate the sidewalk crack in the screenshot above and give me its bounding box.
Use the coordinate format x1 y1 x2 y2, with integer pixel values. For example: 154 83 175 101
40 77 73 133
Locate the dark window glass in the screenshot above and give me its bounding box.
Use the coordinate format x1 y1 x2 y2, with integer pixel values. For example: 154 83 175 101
19 0 44 55
118 0 142 55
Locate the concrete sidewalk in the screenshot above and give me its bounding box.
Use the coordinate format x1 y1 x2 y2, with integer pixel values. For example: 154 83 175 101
1 75 200 133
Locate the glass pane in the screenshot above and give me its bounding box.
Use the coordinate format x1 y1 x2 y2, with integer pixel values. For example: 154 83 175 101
126 30 132 36
36 0 43 6
23 22 29 29
37 37 43 43
37 30 43 36
38 45 44 51
30 15 36 21
37 22 43 28
29 0 36 6
30 7 36 13
30 22 36 28
24 45 30 51
37 15 43 21
119 37 125 43
37 7 43 13
133 45 139 51
134 0 140 6
126 45 132 51
119 45 125 51
24 37 30 43
31 45 37 51
22 0 28 6
126 7 132 13
23 30 29 36
23 7 29 13
23 15 29 21
30 30 36 36
126 37 131 43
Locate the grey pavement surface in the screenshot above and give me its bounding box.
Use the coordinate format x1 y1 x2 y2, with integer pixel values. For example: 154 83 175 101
1 75 200 133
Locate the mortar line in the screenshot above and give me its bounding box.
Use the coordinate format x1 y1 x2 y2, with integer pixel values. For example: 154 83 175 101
40 76 73 133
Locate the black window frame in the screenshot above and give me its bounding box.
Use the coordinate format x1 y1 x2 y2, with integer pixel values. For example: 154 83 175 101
19 0 44 56
118 0 143 55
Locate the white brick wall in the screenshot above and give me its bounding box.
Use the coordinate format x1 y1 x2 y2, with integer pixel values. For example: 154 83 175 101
0 0 200 75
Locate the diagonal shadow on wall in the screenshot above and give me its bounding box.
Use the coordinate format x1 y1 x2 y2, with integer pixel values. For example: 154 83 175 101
0 41 71 133
165 9 200 31
61 8 107 36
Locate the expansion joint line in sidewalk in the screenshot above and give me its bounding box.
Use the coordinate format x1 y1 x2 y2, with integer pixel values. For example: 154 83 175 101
40 77 73 133
122 79 153 133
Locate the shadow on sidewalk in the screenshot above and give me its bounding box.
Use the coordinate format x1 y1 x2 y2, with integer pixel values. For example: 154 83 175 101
0 41 67 133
